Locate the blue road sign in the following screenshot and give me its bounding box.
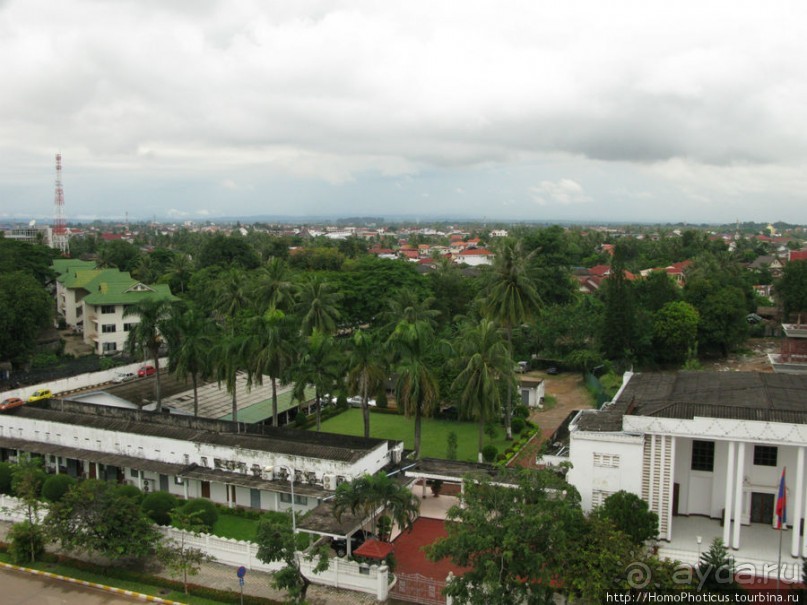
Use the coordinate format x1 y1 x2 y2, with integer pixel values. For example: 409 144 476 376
237 565 247 578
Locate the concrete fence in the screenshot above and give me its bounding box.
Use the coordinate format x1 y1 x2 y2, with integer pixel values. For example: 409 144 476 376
0 496 391 601
0 358 168 402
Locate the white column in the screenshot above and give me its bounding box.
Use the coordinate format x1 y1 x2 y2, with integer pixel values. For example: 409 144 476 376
648 436 657 510
792 447 804 557
723 441 735 546
665 436 677 542
732 442 745 549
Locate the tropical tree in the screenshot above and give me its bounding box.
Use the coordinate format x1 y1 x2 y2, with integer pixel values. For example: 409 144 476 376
296 275 342 336
255 512 330 604
162 302 217 417
346 329 387 439
163 252 194 294
482 239 540 439
125 297 173 411
254 257 297 313
387 303 440 459
213 331 247 423
292 329 342 431
45 479 160 562
427 469 584 605
452 319 514 463
593 490 659 545
212 267 250 321
244 308 297 427
155 509 213 595
333 473 420 539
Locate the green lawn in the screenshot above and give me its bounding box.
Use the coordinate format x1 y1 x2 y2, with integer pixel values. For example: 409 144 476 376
211 513 259 541
316 409 510 461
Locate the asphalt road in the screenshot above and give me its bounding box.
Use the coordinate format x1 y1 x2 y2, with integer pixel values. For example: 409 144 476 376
1 567 154 605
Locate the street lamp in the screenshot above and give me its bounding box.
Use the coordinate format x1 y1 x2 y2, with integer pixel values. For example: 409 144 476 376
289 467 297 533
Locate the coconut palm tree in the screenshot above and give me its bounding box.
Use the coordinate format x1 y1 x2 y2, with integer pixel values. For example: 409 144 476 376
292 329 342 431
213 267 250 321
125 297 173 411
482 239 540 439
162 302 217 417
452 318 514 462
296 276 342 336
346 330 387 439
253 257 296 313
333 473 419 539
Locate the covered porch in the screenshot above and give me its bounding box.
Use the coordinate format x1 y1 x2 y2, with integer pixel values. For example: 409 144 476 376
659 515 802 582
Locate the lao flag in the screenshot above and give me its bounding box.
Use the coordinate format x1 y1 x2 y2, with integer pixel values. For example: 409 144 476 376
776 468 787 529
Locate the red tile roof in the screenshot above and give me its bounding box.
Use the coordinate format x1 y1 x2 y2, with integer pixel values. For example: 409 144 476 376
353 539 394 560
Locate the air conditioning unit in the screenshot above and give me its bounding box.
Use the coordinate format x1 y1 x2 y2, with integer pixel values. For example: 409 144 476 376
261 466 274 480
323 474 335 491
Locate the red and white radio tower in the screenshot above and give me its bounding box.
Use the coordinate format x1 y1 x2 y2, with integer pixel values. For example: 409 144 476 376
52 152 69 255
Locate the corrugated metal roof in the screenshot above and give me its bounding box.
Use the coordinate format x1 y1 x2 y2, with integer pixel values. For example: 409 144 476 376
577 372 807 432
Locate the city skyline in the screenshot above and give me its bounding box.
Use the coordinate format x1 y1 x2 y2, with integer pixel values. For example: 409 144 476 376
2 1 807 224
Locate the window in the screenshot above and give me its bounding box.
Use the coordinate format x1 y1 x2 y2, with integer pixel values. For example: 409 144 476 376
102 324 116 333
691 440 715 472
123 323 135 332
174 476 184 485
754 446 778 467
593 453 621 468
130 469 139 478
294 495 308 505
280 493 292 503
591 490 614 508
101 305 115 314
102 342 117 353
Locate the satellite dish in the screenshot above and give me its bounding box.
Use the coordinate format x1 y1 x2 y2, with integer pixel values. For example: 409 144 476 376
28 219 36 227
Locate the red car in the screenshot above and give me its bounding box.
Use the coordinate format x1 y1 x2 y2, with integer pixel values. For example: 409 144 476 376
0 397 24 412
138 365 156 377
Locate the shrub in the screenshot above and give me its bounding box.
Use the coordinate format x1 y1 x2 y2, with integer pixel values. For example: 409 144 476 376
181 498 219 531
142 491 180 526
31 353 59 369
115 483 143 502
376 390 388 409
510 417 525 435
7 520 45 564
11 467 47 499
41 474 76 502
294 412 309 428
0 462 13 494
482 444 498 463
513 405 530 419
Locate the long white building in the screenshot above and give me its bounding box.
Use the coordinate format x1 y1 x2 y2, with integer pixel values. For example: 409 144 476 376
0 399 403 516
544 371 807 573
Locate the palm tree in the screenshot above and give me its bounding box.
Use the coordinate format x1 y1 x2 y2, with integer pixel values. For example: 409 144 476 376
292 329 342 431
482 239 540 439
452 319 514 463
333 473 420 539
164 253 194 294
296 276 342 336
125 297 173 411
162 302 217 417
253 258 296 313
346 330 387 439
213 267 250 321
213 331 247 424
244 308 297 427
387 301 440 459
380 290 440 339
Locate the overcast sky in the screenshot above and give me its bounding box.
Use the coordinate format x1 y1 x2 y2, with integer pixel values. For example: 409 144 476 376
2 0 807 224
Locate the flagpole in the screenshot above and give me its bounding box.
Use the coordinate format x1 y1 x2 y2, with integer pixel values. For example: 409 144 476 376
776 467 787 593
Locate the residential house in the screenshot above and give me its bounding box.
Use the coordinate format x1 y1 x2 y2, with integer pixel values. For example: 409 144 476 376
53 262 175 355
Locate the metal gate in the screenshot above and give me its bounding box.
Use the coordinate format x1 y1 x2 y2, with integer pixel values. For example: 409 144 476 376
390 572 447 605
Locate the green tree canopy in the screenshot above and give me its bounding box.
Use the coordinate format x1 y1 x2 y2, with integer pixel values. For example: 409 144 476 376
594 490 659 545
0 271 52 364
45 479 159 561
653 301 700 365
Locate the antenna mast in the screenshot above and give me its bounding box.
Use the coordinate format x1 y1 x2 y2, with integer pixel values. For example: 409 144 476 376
52 153 69 255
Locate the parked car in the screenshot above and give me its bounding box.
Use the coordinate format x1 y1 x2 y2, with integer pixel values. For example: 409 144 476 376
546 366 559 375
331 530 376 558
138 365 156 377
27 389 52 402
347 396 376 408
0 397 24 412
113 372 136 383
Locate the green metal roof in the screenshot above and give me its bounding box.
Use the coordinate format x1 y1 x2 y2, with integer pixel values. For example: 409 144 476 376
83 282 175 305
52 259 96 277
220 386 316 423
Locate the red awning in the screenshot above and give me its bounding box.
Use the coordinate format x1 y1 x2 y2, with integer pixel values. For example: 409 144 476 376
353 539 394 559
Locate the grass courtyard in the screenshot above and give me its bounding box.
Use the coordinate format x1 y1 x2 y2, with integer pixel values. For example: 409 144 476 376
316 408 512 462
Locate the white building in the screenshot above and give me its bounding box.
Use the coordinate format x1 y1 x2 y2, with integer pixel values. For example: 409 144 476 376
544 371 807 573
0 399 403 516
